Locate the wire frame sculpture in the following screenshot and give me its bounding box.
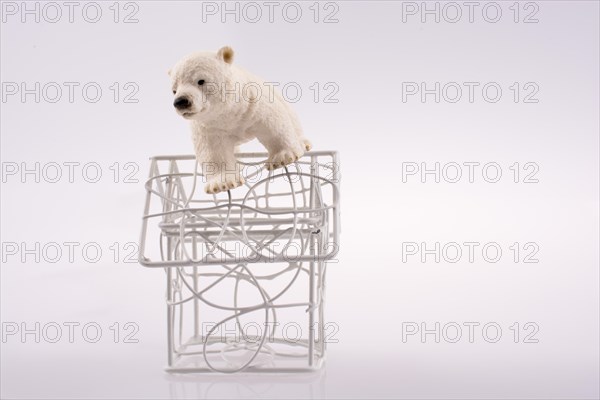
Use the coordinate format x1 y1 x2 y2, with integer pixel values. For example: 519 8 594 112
139 151 340 373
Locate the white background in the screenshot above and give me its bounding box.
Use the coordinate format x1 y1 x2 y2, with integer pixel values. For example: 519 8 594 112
1 1 599 398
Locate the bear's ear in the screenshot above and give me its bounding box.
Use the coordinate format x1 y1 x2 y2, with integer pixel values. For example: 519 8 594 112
217 46 234 64
167 68 172 77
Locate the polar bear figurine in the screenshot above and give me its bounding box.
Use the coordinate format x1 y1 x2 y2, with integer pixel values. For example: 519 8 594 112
169 46 312 194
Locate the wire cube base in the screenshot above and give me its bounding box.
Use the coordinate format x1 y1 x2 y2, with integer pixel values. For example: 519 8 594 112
138 151 340 373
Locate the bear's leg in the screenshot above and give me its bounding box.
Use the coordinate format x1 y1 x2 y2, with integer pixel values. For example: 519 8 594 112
193 134 245 194
263 140 305 171
287 108 312 151
253 124 306 171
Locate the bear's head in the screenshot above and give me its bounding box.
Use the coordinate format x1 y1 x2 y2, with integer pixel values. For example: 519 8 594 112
168 46 235 120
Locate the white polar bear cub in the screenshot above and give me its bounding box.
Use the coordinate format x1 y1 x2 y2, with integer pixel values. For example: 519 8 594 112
169 46 312 194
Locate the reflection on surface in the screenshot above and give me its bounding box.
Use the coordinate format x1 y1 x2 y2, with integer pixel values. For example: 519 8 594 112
165 367 326 399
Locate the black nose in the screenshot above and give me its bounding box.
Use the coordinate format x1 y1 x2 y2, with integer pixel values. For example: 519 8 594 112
174 97 191 110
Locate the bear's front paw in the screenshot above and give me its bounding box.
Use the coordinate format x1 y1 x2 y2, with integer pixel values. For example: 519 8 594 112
265 149 303 171
204 176 245 194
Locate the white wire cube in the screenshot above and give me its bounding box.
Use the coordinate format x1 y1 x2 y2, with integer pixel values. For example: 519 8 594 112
139 151 340 373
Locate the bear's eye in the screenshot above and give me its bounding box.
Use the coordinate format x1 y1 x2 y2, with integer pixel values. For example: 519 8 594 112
197 79 205 86
172 90 176 94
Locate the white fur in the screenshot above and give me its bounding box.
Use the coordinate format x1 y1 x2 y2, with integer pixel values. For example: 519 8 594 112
169 46 312 194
